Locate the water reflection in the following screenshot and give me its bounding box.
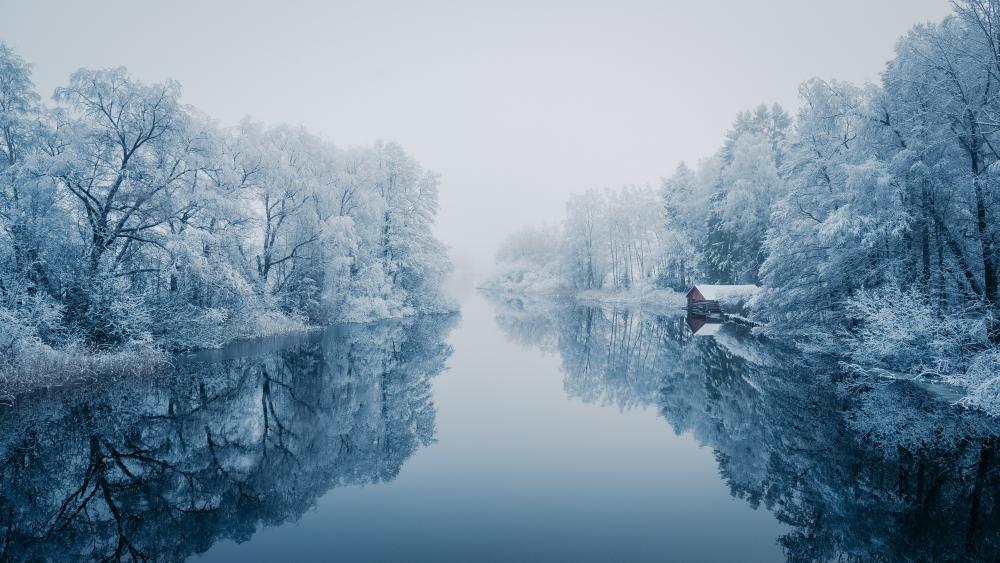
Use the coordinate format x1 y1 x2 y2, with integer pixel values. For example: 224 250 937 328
0 315 456 561
487 293 1000 562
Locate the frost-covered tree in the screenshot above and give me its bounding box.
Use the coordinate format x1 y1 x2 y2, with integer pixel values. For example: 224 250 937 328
709 134 785 282
563 189 608 290
604 185 663 289
702 105 790 284
753 4 1000 397
485 224 564 293
0 45 72 358
45 67 209 346
0 44 453 384
490 185 666 294
658 161 712 289
755 79 894 338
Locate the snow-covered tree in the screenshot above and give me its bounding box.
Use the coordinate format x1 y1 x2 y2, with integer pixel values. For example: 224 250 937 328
0 43 453 381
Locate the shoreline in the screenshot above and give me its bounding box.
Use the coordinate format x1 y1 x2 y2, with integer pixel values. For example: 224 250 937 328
0 307 460 404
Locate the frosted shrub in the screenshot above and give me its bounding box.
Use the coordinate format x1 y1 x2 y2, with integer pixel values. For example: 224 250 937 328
239 309 310 339
486 259 567 295
839 285 1000 416
156 305 235 350
486 224 568 294
843 284 989 378
0 309 36 364
76 276 155 349
956 350 1000 416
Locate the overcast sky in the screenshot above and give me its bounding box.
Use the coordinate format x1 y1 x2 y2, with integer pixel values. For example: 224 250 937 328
1 0 953 280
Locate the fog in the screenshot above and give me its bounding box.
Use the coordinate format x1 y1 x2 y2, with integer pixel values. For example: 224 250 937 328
0 0 952 281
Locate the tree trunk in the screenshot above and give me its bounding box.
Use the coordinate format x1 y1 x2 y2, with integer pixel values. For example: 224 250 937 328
973 174 998 306
921 185 932 294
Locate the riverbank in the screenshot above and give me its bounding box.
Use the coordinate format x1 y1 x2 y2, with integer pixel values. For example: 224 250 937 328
0 303 466 403
0 343 167 404
480 282 686 311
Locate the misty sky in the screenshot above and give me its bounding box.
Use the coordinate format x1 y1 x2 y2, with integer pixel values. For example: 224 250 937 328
1 0 952 279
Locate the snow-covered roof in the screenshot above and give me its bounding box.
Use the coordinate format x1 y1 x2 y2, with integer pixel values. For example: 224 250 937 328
688 284 760 301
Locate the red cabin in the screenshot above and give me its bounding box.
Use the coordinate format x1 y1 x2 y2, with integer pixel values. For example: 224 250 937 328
686 285 722 316
685 284 759 317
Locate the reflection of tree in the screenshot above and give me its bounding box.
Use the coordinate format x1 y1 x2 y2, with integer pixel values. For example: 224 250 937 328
487 294 1000 562
489 293 563 352
0 314 456 562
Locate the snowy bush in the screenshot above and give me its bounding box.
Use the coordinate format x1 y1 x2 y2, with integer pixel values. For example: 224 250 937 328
956 350 1000 417
237 309 311 339
841 284 1000 416
843 284 989 378
485 259 568 295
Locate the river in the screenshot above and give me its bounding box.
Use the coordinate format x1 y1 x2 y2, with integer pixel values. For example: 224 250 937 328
0 291 997 561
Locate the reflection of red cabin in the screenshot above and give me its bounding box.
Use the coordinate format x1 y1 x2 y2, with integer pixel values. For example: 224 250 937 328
686 314 722 336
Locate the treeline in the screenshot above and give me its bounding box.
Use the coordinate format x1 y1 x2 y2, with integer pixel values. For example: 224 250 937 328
491 0 1000 408
0 44 451 370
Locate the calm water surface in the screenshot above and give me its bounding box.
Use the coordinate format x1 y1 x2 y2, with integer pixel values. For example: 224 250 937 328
1 291 998 561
